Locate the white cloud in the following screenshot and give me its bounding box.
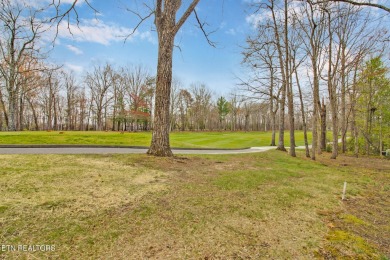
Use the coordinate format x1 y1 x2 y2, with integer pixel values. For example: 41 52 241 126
225 28 237 36
57 0 85 4
65 63 84 73
57 19 128 45
57 18 155 45
10 0 85 9
139 31 157 44
245 2 305 28
66 44 83 55
245 13 266 29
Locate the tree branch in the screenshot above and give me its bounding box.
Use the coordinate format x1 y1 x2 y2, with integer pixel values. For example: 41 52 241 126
314 0 390 13
193 9 217 48
174 0 201 35
124 8 154 42
49 0 99 39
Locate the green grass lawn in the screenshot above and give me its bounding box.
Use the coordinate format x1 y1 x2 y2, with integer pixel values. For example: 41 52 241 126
0 151 389 259
0 131 314 148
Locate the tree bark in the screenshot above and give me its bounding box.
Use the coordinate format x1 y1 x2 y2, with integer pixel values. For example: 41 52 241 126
284 0 295 157
340 42 347 153
327 11 339 159
295 67 310 158
147 0 200 156
270 0 287 152
320 98 327 151
147 42 173 157
0 89 9 128
148 3 175 156
7 77 17 131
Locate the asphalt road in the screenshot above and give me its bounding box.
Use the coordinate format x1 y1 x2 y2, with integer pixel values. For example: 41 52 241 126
0 146 277 155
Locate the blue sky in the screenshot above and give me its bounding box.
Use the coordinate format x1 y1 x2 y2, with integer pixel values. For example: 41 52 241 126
45 0 389 96
48 0 254 96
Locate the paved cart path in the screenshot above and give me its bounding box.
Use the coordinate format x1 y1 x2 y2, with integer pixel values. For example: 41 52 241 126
0 146 287 155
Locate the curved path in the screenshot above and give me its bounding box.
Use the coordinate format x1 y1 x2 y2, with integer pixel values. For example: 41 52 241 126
0 146 279 155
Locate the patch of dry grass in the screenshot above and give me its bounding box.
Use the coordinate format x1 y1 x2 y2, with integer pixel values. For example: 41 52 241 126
0 151 389 259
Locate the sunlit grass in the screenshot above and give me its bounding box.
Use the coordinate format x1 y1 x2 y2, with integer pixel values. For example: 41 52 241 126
0 130 315 148
0 151 388 258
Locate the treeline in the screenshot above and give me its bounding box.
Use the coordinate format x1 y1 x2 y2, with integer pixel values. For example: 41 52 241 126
240 0 390 158
0 0 389 158
0 0 282 134
0 62 290 133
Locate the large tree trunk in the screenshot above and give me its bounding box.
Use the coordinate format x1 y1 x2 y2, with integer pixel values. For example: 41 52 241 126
147 0 200 156
147 36 175 157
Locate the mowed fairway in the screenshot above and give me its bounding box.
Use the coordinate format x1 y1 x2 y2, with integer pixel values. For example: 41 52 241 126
0 131 313 148
0 151 389 259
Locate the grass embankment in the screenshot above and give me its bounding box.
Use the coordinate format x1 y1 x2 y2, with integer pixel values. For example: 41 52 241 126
0 151 389 259
0 131 313 148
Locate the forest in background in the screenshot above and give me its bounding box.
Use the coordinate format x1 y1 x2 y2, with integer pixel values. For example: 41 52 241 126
0 0 389 158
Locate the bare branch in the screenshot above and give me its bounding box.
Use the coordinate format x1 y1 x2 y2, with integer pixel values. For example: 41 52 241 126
193 9 217 48
49 0 99 39
313 0 390 13
174 0 201 35
124 8 154 42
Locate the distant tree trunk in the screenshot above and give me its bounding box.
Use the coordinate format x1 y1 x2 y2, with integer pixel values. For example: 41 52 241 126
327 11 339 159
340 42 347 153
26 96 39 130
320 98 327 151
295 67 310 158
269 69 278 146
0 89 9 128
8 80 17 131
47 78 54 130
18 93 24 130
53 95 58 130
350 63 359 157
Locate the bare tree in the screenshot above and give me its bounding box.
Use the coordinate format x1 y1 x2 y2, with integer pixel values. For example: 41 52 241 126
85 63 115 131
61 71 78 130
0 0 48 130
177 89 193 131
170 78 182 131
190 83 212 131
295 1 328 160
121 65 152 131
242 24 281 146
268 0 288 152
